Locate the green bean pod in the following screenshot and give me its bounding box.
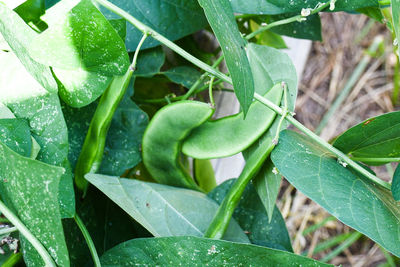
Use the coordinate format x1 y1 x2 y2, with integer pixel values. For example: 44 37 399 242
142 101 214 191
74 71 134 192
182 83 283 159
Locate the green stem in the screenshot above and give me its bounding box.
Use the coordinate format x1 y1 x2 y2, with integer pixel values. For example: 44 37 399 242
0 226 17 236
205 84 288 239
181 56 225 100
94 0 230 83
0 200 56 267
320 231 362 262
74 215 101 267
74 34 148 192
134 79 225 104
208 76 216 107
351 157 400 163
253 92 392 190
245 1 331 40
392 50 400 106
1 252 23 267
97 0 392 191
315 35 383 134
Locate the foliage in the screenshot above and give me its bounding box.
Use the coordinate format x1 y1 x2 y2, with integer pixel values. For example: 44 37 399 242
0 0 399 266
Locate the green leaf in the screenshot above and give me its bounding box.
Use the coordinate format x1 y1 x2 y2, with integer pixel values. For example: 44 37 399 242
0 51 75 218
100 94 149 175
14 0 45 24
134 46 165 77
244 43 297 216
86 174 250 243
392 165 400 201
265 14 322 41
333 111 400 165
249 21 288 49
0 119 32 157
267 0 379 13
63 187 151 266
230 0 284 15
54 68 113 108
208 179 293 252
198 0 255 114
357 7 384 22
392 0 400 56
163 66 202 88
100 236 331 266
253 159 282 222
247 43 297 111
0 3 58 93
100 0 208 51
271 130 400 258
30 0 129 76
0 141 69 266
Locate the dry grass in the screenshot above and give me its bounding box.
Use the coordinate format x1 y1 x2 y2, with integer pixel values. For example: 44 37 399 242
278 12 398 266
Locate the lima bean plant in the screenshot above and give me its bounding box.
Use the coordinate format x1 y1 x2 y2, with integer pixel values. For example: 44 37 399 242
0 0 399 266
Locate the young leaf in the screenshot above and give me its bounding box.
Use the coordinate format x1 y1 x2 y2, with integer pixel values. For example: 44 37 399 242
208 179 293 252
249 21 288 49
271 130 400 258
0 51 75 218
99 0 208 51
30 0 129 76
0 3 58 93
85 174 250 243
392 165 400 201
0 141 69 266
333 111 400 165
100 236 331 266
252 159 282 222
198 0 255 115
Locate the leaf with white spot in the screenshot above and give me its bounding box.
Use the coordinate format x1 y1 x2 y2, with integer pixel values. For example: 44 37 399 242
0 51 75 218
86 174 250 243
0 118 32 157
0 2 58 92
30 0 129 76
271 130 400 258
0 140 69 266
100 236 331 266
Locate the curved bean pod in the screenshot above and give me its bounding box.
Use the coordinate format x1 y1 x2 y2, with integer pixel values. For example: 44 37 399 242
142 101 214 191
182 83 283 159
